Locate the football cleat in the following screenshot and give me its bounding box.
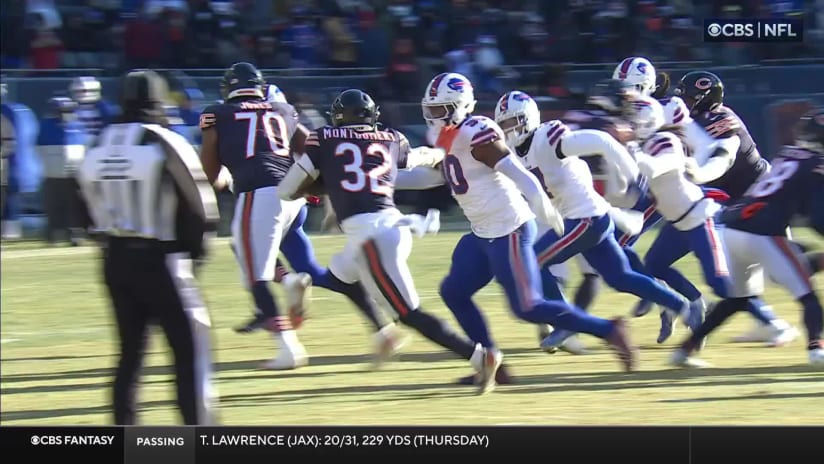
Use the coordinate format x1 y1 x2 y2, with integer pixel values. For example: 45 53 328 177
470 344 503 395
372 324 408 369
456 364 514 386
282 272 312 329
605 318 637 372
261 344 308 370
234 313 270 334
669 348 711 368
808 341 824 366
632 299 655 318
766 320 799 347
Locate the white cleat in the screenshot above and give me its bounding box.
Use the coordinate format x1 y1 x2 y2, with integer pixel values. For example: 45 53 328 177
559 335 590 355
260 346 308 370
669 348 712 369
470 344 503 395
809 348 824 366
372 324 408 369
732 321 774 343
282 272 312 329
766 320 799 347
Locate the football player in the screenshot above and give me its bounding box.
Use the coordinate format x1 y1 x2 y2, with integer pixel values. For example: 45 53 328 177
494 89 697 353
672 108 824 367
615 59 793 344
68 76 116 138
423 72 637 393
278 89 489 379
199 63 312 369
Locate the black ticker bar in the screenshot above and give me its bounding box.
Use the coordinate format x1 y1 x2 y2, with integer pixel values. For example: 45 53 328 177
1 425 821 462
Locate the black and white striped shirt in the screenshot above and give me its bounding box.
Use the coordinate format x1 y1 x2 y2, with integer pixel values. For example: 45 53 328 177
77 122 219 256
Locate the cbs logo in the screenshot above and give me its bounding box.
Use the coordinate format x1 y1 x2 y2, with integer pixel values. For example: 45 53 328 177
707 23 755 37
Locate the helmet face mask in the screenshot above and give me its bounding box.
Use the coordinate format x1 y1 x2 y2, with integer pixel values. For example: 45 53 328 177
676 71 724 115
628 97 665 141
794 108 824 153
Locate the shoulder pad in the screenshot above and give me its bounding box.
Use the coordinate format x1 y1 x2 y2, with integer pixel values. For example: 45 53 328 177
663 96 690 126
199 105 221 130
702 110 740 139
305 128 324 148
543 120 571 147
464 116 503 148
644 132 679 157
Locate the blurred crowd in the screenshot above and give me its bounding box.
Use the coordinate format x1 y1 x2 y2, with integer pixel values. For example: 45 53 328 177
3 1 823 74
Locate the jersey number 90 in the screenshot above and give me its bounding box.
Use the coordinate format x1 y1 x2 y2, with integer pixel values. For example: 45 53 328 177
234 111 290 159
442 154 469 194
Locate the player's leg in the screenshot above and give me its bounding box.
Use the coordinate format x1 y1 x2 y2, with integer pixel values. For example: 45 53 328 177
760 235 824 364
240 190 307 369
230 190 273 332
104 246 151 425
490 220 637 371
644 223 705 343
439 232 496 348
359 227 479 368
281 205 387 332
573 255 602 311
584 215 690 313
154 252 218 424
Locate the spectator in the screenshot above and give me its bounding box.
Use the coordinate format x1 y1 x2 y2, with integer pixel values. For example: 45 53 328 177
322 9 357 68
189 0 220 67
357 10 390 68
28 13 63 69
387 37 419 102
474 35 504 97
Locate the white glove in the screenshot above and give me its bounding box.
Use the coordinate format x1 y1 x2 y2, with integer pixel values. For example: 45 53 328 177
532 196 564 236
396 208 441 238
608 207 645 236
684 156 700 181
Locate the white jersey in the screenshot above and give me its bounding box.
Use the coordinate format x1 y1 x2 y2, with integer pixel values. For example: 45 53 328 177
271 101 300 140
436 115 534 238
522 122 612 219
660 96 715 161
638 131 719 231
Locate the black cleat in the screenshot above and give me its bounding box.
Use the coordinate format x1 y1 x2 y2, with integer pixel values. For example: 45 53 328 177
234 314 269 334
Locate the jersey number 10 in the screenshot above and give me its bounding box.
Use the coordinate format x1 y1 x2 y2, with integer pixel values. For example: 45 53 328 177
234 111 290 159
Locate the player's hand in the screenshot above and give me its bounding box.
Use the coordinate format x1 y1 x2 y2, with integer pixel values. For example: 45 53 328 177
683 157 701 181
304 195 321 205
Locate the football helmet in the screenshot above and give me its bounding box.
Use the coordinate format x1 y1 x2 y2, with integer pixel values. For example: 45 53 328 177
69 76 101 104
586 78 637 116
628 96 665 141
421 72 476 131
265 84 288 104
220 62 265 101
494 90 540 150
794 107 824 153
329 89 380 128
674 71 724 116
613 57 657 96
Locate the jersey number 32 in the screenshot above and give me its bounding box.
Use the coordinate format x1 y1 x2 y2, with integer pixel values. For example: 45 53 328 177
336 142 392 196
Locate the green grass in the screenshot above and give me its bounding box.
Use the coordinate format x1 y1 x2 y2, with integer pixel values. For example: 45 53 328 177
1 229 823 426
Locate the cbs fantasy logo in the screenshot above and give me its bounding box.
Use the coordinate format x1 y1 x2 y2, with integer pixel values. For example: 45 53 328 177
704 19 803 43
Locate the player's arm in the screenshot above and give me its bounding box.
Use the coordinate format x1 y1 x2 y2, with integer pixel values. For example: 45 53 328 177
290 123 309 157
686 113 740 184
559 128 640 189
810 165 824 236
396 166 446 190
279 131 322 201
198 110 225 188
472 136 564 234
636 135 684 179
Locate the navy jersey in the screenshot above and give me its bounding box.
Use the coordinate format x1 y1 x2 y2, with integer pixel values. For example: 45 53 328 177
694 105 770 200
305 125 410 222
199 98 298 193
721 146 824 236
561 108 631 195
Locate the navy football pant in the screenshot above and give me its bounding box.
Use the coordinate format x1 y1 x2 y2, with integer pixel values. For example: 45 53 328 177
534 214 687 313
439 220 614 348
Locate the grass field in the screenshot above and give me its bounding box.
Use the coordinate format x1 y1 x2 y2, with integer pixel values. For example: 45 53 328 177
1 229 823 426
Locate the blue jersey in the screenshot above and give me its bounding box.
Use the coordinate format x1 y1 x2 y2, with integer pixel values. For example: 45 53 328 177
721 146 824 236
199 97 297 193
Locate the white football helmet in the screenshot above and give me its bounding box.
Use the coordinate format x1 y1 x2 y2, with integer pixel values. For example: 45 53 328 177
69 76 101 104
628 95 665 141
265 84 288 104
494 90 541 149
612 57 657 97
421 72 476 131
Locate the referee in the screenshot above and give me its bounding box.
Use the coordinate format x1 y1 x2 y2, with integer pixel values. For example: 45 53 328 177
75 70 220 425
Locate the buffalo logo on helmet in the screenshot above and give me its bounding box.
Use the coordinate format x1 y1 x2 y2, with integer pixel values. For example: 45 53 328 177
499 92 510 112
636 61 648 74
446 77 468 92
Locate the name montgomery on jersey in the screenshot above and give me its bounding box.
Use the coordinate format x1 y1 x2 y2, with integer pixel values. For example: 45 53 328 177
321 127 397 141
